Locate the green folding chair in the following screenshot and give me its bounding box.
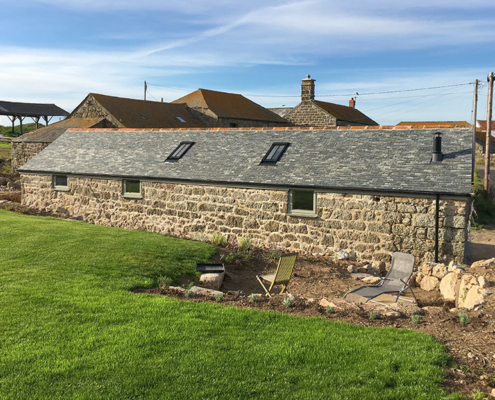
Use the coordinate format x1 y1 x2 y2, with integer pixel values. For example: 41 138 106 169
256 252 298 297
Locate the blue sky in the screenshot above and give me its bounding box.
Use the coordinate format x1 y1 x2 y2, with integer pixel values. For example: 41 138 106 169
1 0 494 126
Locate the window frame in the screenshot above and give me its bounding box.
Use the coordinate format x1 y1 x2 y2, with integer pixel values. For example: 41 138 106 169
165 141 195 162
288 189 317 218
52 175 69 191
122 179 142 199
260 142 290 165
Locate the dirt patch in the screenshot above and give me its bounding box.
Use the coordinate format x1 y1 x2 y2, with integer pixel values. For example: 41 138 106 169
138 248 495 398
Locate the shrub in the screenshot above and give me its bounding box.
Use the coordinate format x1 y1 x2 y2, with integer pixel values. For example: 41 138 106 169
210 233 227 247
472 167 495 225
215 292 224 302
282 297 293 308
411 314 421 324
268 249 281 260
248 293 258 303
369 311 379 320
238 237 251 252
184 289 194 298
325 306 335 314
458 312 469 325
157 276 173 289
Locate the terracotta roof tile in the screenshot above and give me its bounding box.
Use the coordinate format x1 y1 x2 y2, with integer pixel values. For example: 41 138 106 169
172 89 287 123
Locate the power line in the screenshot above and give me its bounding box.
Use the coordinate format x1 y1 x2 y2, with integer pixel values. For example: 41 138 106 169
147 81 474 98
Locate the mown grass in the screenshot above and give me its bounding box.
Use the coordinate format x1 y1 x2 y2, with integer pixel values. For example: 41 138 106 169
0 210 462 399
0 142 11 149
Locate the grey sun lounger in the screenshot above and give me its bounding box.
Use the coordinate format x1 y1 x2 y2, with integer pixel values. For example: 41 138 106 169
343 252 417 305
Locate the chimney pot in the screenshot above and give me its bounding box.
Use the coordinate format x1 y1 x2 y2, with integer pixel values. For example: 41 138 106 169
349 97 356 108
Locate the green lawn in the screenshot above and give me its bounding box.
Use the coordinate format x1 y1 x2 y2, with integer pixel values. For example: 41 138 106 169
0 143 11 149
0 210 461 399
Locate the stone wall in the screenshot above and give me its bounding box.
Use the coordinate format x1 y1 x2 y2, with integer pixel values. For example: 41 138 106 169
21 174 469 264
12 142 50 170
285 102 337 127
72 95 124 128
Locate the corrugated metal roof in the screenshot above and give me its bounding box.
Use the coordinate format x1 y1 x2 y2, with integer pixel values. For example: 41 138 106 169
88 94 207 128
20 127 472 196
0 101 68 117
172 89 287 123
314 100 378 126
14 118 105 143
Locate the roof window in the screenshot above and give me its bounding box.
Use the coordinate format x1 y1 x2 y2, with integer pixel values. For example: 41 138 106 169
166 141 195 162
260 142 290 165
175 116 186 123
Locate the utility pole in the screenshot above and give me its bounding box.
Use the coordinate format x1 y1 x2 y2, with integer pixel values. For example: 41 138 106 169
484 72 493 191
144 81 147 101
472 79 478 184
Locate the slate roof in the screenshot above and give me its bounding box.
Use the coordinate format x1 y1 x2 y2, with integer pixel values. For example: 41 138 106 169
0 101 69 117
172 89 287 123
313 100 378 126
13 118 105 143
77 94 207 128
19 128 472 196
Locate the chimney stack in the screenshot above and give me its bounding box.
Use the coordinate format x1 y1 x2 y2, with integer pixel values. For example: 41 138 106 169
432 132 443 163
349 97 356 108
301 75 315 103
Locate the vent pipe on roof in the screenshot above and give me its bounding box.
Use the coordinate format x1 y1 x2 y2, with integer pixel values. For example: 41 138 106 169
432 132 443 163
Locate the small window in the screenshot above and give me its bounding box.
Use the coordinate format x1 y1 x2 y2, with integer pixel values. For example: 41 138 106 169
230 123 238 128
288 190 316 217
166 141 195 162
123 179 141 198
260 142 290 165
175 116 186 123
53 175 69 191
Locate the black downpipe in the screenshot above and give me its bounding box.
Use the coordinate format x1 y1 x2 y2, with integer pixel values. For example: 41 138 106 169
435 194 440 263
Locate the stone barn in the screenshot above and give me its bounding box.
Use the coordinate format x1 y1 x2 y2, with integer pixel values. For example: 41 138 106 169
19 126 472 265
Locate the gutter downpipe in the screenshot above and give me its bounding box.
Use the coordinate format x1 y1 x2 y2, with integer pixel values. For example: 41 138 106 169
435 194 440 263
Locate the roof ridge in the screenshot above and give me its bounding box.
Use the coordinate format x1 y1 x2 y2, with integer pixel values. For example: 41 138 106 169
65 125 472 132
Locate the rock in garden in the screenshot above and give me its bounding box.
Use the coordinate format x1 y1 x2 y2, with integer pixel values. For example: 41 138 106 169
470 258 495 269
190 286 223 296
439 272 459 301
347 265 357 273
199 272 225 290
372 261 386 274
414 272 424 287
0 177 7 186
432 264 448 279
478 276 488 288
422 263 433 276
420 275 440 291
319 298 337 308
350 273 373 280
337 250 349 260
362 277 382 285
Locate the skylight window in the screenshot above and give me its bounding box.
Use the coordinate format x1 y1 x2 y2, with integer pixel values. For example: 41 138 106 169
166 141 195 162
260 142 290 165
175 116 186 123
